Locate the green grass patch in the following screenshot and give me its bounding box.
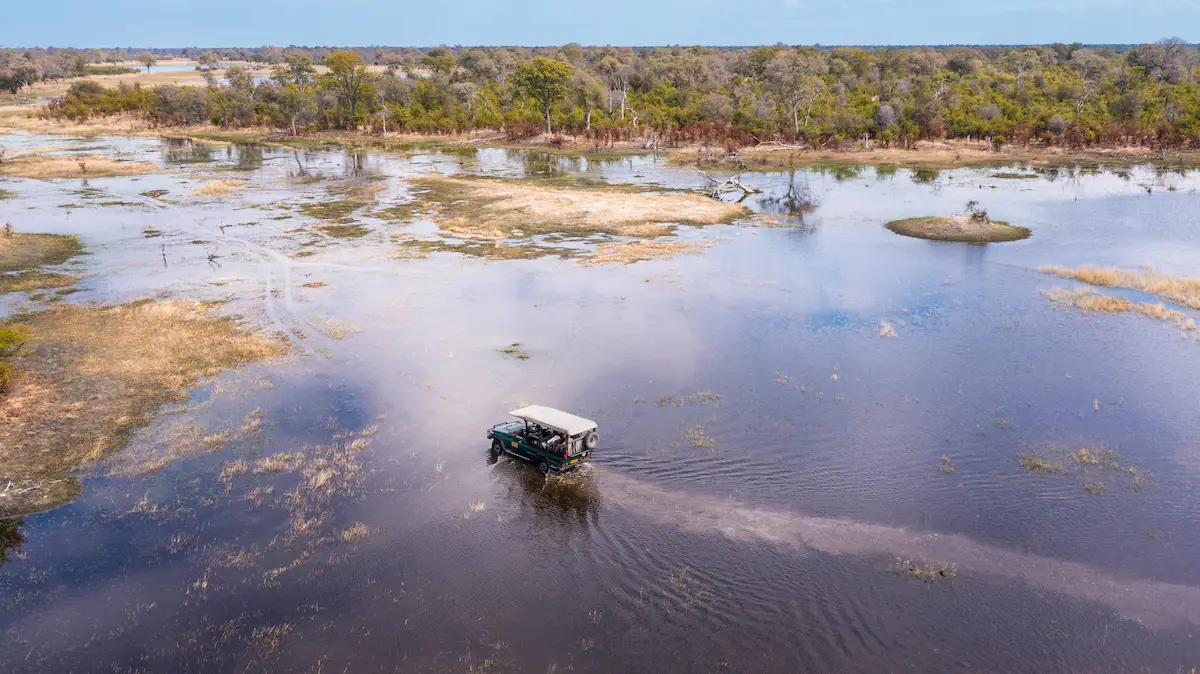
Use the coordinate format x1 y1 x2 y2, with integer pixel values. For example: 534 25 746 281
0 233 81 273
298 199 364 221
886 216 1031 243
314 223 368 238
0 270 77 294
498 342 530 360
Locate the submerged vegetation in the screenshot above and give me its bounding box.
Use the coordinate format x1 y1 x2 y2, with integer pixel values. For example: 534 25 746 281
498 342 530 360
0 301 285 516
24 40 1200 158
584 239 711 265
888 557 956 582
1018 445 1146 493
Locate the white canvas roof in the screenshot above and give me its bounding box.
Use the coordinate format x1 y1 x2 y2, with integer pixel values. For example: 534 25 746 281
509 406 597 436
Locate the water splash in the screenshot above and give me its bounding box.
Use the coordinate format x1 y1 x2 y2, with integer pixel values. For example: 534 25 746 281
600 469 1200 630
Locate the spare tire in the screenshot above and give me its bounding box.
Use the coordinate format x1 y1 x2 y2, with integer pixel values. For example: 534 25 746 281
583 431 599 451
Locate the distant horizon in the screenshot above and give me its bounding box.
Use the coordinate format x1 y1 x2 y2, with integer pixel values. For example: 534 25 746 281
2 42 1185 51
2 0 1193 49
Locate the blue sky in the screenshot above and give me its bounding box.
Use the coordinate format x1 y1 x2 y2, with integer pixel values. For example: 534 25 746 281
2 0 1193 47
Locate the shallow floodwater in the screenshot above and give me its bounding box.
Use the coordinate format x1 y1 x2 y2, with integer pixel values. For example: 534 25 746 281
2 132 1200 672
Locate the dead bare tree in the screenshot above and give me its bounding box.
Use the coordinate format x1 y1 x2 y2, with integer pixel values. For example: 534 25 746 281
696 168 761 200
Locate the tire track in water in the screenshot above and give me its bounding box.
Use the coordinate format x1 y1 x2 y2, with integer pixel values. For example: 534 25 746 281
596 468 1200 630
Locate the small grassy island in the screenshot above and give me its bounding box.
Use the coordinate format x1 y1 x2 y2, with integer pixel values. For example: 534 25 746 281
887 202 1031 243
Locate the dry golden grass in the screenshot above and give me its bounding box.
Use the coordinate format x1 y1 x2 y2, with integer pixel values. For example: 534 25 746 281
1044 288 1196 330
1038 265 1200 311
252 452 303 474
583 239 711 265
0 300 286 516
191 179 246 197
0 233 81 273
411 176 747 237
341 522 371 542
886 216 1030 243
0 154 156 179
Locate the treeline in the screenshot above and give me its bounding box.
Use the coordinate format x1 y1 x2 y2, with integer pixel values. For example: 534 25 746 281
32 40 1200 149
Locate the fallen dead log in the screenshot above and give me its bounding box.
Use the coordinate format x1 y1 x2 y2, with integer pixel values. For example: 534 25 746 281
696 168 762 200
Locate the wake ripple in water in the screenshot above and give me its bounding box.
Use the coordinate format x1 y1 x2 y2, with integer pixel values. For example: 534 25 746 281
599 469 1200 630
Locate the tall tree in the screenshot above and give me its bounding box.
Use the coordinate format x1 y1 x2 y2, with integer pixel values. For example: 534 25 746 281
512 57 573 134
321 51 374 129
272 52 315 86
197 51 220 71
1000 49 1042 96
137 52 157 73
422 48 457 78
765 48 829 138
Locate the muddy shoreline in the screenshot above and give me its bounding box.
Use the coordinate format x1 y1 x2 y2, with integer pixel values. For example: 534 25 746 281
4 106 1199 170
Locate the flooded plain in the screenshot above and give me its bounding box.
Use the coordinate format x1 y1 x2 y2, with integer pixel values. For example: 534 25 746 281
2 132 1200 672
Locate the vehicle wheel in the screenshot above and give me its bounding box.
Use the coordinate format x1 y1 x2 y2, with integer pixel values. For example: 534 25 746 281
490 440 503 458
583 431 599 451
538 460 551 476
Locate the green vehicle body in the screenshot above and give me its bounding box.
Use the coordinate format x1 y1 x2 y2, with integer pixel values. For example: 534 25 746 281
487 407 597 474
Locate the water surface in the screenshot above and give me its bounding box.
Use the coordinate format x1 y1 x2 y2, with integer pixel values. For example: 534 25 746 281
2 133 1199 672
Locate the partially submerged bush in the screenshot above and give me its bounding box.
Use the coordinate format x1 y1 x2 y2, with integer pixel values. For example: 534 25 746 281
0 325 29 395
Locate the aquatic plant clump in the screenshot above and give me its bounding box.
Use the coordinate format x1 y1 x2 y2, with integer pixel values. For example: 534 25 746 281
888 557 957 582
584 239 711 266
886 216 1031 243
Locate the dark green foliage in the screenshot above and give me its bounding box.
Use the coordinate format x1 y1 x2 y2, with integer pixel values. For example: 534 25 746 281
28 42 1200 150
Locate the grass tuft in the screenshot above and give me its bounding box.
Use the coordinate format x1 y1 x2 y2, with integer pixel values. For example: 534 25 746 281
1018 453 1063 473
499 342 530 360
341 522 371 543
683 425 717 449
190 179 245 197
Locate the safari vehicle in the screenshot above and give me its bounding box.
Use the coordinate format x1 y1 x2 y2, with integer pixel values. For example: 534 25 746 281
488 406 598 474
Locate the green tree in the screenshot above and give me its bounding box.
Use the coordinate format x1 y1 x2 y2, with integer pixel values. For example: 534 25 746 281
272 52 315 86
197 51 220 71
422 48 457 78
765 48 829 137
321 51 374 129
137 52 157 73
512 57 574 134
